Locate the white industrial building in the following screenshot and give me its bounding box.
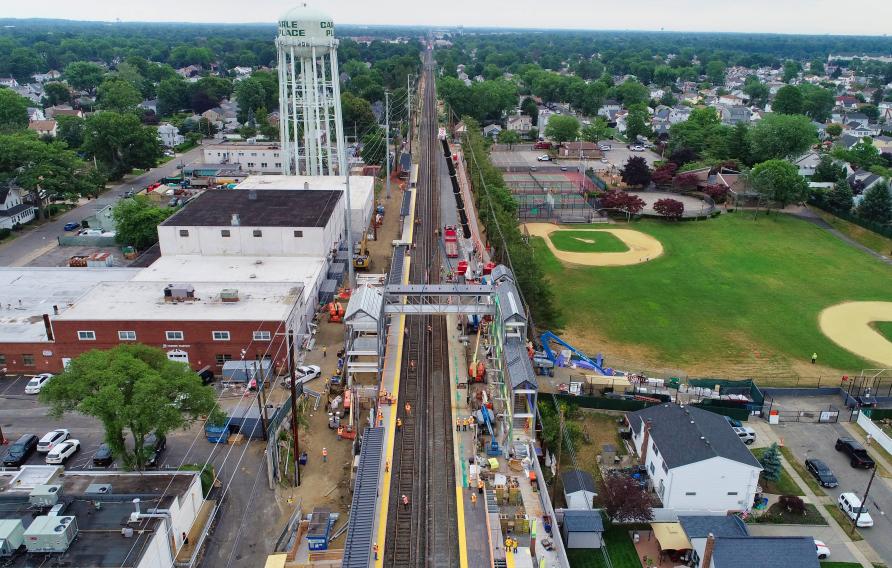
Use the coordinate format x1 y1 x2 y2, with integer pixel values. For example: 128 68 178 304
203 143 285 173
629 404 762 514
236 175 375 242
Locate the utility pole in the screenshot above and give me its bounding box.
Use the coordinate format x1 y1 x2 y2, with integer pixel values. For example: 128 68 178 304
345 173 355 289
407 75 412 154
244 350 268 441
851 465 877 534
550 404 564 506
385 90 391 199
287 330 302 486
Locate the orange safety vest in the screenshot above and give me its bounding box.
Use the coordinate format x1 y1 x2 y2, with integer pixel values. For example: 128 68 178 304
322 448 328 456
337 427 343 435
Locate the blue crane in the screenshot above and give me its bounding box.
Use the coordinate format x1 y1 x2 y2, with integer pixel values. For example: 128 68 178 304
539 331 606 374
480 406 500 456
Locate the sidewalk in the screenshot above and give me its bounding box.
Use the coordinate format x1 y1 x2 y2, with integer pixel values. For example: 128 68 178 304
749 420 876 567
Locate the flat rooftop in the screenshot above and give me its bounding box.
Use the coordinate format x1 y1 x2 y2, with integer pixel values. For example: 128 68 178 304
55 280 303 322
133 255 325 285
236 174 374 196
0 267 140 342
160 189 342 228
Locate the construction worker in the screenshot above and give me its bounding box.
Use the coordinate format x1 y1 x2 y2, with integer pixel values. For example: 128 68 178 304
385 460 390 473
322 447 328 463
477 479 484 494
456 417 462 431
409 359 416 371
505 537 512 553
322 346 327 358
402 494 409 508
405 402 411 415
377 411 383 426
512 538 518 553
373 543 379 560
427 324 432 335
396 417 402 431
470 492 477 507
336 426 343 440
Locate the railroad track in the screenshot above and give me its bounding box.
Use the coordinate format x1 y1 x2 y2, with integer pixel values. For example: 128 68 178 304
384 48 458 568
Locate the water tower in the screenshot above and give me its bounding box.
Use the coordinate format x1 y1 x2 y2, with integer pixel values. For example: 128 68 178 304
276 3 347 175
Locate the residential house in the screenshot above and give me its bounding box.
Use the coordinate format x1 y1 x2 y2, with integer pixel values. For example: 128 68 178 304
844 112 870 128
559 142 601 158
561 510 604 549
177 65 202 78
597 100 622 121
836 134 864 150
201 108 225 130
718 94 745 107
26 107 45 122
505 114 533 135
482 124 502 138
157 123 185 148
766 81 786 94
649 87 665 100
139 99 158 114
232 66 253 77
678 517 818 568
844 122 880 138
0 187 37 230
678 515 749 567
28 119 58 138
793 152 822 177
872 135 892 154
0 77 19 88
45 106 84 119
835 95 859 110
32 70 61 83
849 170 886 205
628 404 762 513
669 106 692 124
561 469 597 509
718 105 751 126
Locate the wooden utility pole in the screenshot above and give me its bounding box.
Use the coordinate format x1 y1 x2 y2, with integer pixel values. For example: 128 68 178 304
287 329 302 486
550 404 564 506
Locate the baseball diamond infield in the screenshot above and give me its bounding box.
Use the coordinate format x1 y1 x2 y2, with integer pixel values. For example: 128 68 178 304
819 302 892 367
524 223 664 267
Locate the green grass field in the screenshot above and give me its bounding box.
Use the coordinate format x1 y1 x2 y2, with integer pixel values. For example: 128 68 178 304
873 322 892 342
532 213 892 375
548 230 630 253
567 523 642 568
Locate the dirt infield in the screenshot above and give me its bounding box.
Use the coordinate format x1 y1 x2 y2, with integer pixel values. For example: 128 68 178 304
819 302 892 367
524 223 664 266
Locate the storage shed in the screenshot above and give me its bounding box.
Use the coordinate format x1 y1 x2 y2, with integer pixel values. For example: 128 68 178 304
561 510 604 549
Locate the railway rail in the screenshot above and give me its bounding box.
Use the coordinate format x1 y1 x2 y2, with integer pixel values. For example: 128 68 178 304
383 49 458 568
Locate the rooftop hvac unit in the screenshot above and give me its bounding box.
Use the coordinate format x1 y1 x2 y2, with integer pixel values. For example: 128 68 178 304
23 515 78 553
84 483 112 496
220 289 240 302
164 283 196 302
0 519 25 557
29 484 62 508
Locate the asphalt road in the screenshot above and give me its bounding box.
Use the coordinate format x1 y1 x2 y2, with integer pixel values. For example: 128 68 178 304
0 144 205 267
773 416 892 563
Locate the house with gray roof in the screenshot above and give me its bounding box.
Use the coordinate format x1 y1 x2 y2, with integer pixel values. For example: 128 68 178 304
561 510 604 549
703 535 819 568
629 404 762 513
678 515 749 566
561 469 597 510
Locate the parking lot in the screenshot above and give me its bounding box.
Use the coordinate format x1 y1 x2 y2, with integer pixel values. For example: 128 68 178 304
490 143 662 175
755 394 892 564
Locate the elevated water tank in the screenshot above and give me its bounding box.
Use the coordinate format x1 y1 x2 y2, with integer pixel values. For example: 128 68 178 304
277 3 336 55
24 515 78 553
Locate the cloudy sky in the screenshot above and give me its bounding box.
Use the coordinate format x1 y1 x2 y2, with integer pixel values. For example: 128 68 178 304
5 0 892 36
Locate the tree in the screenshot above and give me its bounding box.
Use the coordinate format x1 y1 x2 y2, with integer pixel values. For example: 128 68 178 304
361 128 386 166
83 112 162 179
113 195 175 249
706 60 726 85
341 92 377 138
859 104 880 122
625 104 652 142
597 474 654 523
772 86 804 115
799 84 836 122
748 114 817 163
600 190 646 215
651 162 678 185
56 115 85 149
189 76 232 114
97 77 141 114
703 184 729 204
544 115 580 144
826 180 854 212
621 156 652 187
234 77 268 123
672 172 700 192
749 159 809 210
157 78 190 116
41 82 72 107
40 344 218 471
825 123 842 139
812 156 847 183
0 89 30 133
63 61 105 94
782 61 801 83
614 79 649 106
857 181 892 224
809 59 825 76
727 122 752 165
654 198 684 219
499 130 520 147
832 141 882 170
778 495 806 515
744 76 770 108
669 147 698 167
576 117 606 142
759 443 782 482
520 97 538 126
4 48 41 83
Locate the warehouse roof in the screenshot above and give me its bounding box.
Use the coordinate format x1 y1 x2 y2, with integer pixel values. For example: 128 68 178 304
161 189 341 228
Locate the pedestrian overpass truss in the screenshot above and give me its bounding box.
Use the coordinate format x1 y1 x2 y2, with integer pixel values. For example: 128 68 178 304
383 284 496 315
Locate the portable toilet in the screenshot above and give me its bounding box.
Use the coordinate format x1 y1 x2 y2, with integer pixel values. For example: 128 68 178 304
305 508 334 551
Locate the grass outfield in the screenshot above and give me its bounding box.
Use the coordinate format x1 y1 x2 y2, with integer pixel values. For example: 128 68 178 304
873 322 892 342
532 213 892 374
548 230 630 253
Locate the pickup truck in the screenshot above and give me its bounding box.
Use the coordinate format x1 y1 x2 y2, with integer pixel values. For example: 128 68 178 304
835 437 876 469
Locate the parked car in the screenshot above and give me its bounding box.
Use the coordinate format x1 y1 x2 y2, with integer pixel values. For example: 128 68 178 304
536 155 551 162
93 443 114 467
63 222 80 231
814 539 830 559
142 433 167 467
838 492 873 527
630 145 646 152
598 144 612 151
600 158 609 163
122 190 135 198
805 458 839 488
25 373 54 394
46 439 80 465
835 437 876 469
3 434 38 467
284 365 322 388
733 426 756 445
724 416 743 428
533 142 552 150
37 429 70 453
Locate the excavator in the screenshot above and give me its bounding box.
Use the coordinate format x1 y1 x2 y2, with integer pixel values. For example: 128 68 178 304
353 231 370 270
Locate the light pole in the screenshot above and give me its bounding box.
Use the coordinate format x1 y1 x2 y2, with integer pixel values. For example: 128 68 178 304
851 465 877 534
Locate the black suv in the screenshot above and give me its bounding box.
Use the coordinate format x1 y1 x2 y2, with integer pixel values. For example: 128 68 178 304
805 458 839 488
836 437 876 469
142 433 167 468
3 434 38 467
93 443 114 467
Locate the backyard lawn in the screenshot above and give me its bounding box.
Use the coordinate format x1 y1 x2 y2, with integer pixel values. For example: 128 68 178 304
532 213 892 376
548 230 630 253
751 447 805 496
567 523 642 568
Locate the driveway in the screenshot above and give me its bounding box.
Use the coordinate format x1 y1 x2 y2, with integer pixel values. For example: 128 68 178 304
0 144 205 267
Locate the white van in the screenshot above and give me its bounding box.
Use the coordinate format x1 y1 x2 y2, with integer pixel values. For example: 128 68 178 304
838 492 873 527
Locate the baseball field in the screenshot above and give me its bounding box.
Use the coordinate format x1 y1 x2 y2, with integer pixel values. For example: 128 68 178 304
530 213 892 380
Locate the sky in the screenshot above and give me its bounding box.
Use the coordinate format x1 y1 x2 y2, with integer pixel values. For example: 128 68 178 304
4 0 892 36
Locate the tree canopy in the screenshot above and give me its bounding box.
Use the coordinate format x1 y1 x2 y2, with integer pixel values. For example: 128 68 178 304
40 344 218 470
747 113 817 163
113 195 176 249
83 111 162 179
544 115 580 144
749 159 809 209
857 182 892 224
0 89 30 133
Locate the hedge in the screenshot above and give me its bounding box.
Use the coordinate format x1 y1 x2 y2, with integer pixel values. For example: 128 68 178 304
809 198 892 239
